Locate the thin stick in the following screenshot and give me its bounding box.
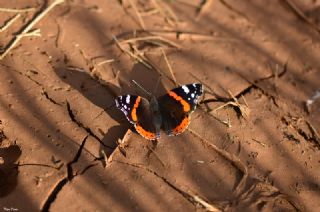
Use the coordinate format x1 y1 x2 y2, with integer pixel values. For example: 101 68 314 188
146 146 165 167
252 138 266 147
151 0 175 26
115 29 240 42
219 0 249 22
97 59 115 66
101 150 108 168
132 80 152 97
0 0 64 60
120 35 181 49
161 2 179 23
0 7 36 13
18 28 41 37
113 35 152 69
283 0 320 33
193 195 221 212
140 8 159 16
196 0 211 17
18 163 61 170
67 66 87 72
241 95 249 107
161 48 178 86
127 0 146 29
212 102 237 112
0 14 21 32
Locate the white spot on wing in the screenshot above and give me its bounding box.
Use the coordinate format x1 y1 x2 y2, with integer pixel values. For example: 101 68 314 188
126 95 130 104
182 85 190 94
191 93 195 98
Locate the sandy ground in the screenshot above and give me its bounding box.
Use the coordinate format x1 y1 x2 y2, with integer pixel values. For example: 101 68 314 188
0 0 320 211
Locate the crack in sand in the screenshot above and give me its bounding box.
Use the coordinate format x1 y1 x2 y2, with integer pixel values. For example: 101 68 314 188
41 89 61 106
41 177 68 212
41 136 90 211
66 101 113 149
281 116 320 149
200 62 287 106
66 135 89 180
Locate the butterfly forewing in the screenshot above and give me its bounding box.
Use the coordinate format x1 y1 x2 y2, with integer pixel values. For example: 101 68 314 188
115 95 160 140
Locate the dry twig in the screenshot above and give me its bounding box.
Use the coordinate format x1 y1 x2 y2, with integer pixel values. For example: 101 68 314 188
120 35 181 49
196 0 211 17
127 0 146 29
0 7 36 13
161 48 178 86
151 0 176 26
212 90 249 118
0 14 21 32
283 0 320 33
96 59 115 66
0 0 64 60
113 35 152 69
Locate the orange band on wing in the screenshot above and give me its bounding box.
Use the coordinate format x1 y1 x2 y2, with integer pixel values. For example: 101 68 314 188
168 91 190 112
131 96 141 122
172 116 190 134
135 124 157 140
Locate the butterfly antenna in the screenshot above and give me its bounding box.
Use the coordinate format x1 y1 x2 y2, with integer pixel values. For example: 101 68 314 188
132 80 152 97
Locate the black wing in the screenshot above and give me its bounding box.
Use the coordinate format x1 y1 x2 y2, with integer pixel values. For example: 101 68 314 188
115 95 160 140
158 83 203 136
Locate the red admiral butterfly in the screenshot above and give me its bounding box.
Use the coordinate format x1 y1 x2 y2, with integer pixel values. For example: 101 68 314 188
115 83 203 140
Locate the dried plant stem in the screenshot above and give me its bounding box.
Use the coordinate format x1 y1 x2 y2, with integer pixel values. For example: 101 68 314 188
283 0 320 33
161 48 178 86
120 35 181 49
140 8 159 16
18 28 41 37
127 0 146 29
151 0 175 26
196 0 211 17
146 146 165 167
113 35 152 69
0 7 36 13
0 0 64 60
97 59 115 66
0 14 21 32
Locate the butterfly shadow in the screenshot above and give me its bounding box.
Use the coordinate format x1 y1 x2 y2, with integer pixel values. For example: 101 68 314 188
0 144 21 197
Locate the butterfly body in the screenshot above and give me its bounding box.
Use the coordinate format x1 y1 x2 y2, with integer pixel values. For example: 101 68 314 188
115 83 203 140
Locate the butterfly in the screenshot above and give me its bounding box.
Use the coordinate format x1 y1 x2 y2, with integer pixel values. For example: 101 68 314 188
115 83 203 140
